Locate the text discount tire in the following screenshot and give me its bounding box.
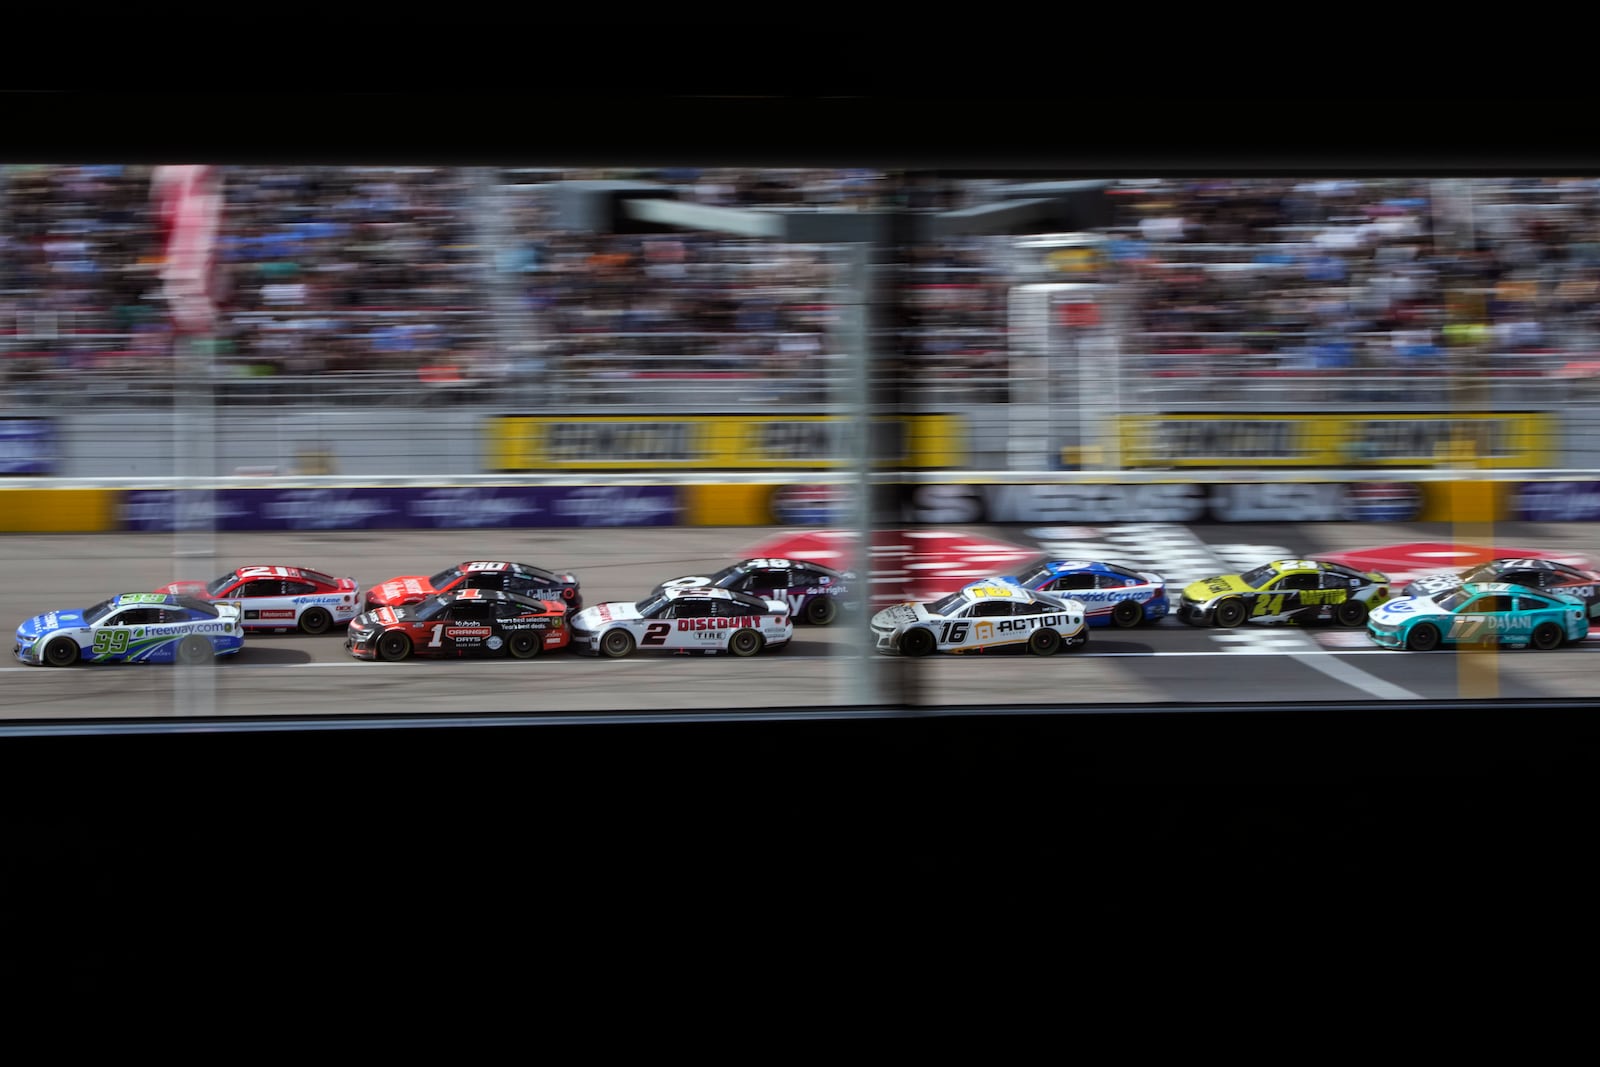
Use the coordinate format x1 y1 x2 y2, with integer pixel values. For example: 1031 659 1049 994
600 629 635 658
1111 600 1142 628
1532 621 1565 650
508 631 541 659
1028 627 1062 656
1406 624 1441 652
298 607 333 635
378 631 412 662
804 596 837 626
728 629 763 656
176 635 213 665
43 636 79 667
1214 600 1247 628
899 628 936 657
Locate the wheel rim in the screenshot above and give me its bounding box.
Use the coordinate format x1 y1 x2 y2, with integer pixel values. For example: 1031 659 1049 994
45 639 77 667
1338 602 1366 626
1534 624 1562 650
1216 601 1245 627
903 629 933 656
602 630 633 657
379 633 410 661
178 637 211 665
511 633 538 658
1031 629 1060 655
1113 601 1140 628
300 608 331 635
1409 625 1439 651
730 630 761 655
806 597 836 625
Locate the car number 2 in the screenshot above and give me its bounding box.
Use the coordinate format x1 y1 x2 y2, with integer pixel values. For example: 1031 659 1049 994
642 622 671 646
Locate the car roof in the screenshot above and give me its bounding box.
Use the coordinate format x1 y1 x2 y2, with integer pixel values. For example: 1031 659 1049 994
660 586 767 603
739 557 840 575
233 565 334 584
1459 581 1580 600
1037 559 1141 576
954 581 1064 606
455 561 565 580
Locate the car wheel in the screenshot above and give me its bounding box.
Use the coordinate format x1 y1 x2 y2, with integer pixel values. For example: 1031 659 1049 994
899 627 936 657
1111 600 1143 628
175 635 213 665
1406 623 1441 652
1028 627 1062 656
804 596 837 626
1532 621 1565 651
1214 599 1247 628
600 629 635 658
728 628 764 657
298 607 333 635
377 631 412 662
43 636 79 667
1335 600 1368 627
508 631 541 659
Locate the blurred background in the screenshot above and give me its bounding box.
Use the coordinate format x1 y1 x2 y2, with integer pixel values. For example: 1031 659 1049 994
5 166 1600 481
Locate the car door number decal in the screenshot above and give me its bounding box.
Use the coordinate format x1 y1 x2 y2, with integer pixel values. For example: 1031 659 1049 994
939 622 969 643
93 630 131 655
642 623 671 645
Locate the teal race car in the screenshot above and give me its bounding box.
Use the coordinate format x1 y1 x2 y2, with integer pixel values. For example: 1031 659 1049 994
14 592 245 666
1366 582 1591 651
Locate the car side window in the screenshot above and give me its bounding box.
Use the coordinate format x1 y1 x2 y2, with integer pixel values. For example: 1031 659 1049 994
1516 596 1548 612
283 581 316 596
241 580 283 597
468 572 504 591
1279 573 1317 591
973 601 1012 617
1056 574 1096 591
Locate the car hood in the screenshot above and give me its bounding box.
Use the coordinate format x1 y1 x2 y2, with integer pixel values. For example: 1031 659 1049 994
16 608 86 640
1182 575 1254 601
870 603 927 628
572 602 642 630
1369 595 1448 624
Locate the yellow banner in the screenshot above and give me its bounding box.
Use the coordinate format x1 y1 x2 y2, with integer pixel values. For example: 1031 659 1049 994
1114 413 1555 469
488 415 965 471
0 489 120 532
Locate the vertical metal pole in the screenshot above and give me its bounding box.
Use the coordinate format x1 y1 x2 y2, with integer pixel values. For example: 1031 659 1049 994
174 332 217 717
838 240 883 709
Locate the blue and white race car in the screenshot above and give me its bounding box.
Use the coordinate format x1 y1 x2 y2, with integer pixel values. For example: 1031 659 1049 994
14 592 245 667
997 559 1168 628
1366 582 1590 651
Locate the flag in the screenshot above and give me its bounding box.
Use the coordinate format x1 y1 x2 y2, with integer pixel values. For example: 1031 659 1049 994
152 165 225 335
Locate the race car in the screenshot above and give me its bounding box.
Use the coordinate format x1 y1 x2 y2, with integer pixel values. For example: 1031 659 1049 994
1367 582 1590 651
1177 559 1392 628
1403 558 1600 620
870 580 1088 657
344 588 570 662
156 564 361 634
650 557 858 626
996 559 1168 628
14 592 244 667
568 586 792 658
364 561 581 615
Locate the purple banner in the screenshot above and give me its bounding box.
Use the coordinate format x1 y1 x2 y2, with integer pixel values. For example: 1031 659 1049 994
120 485 682 532
0 418 57 475
1516 482 1600 522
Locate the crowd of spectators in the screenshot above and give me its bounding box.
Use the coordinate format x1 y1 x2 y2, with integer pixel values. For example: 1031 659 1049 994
9 167 1600 409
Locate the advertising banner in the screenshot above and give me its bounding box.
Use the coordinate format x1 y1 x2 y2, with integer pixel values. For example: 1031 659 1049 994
0 419 58 475
896 481 1425 524
486 414 965 471
1111 413 1555 469
1515 481 1600 521
119 486 681 532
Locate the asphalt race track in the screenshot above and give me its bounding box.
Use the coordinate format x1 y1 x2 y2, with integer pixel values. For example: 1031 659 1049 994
5 521 1600 721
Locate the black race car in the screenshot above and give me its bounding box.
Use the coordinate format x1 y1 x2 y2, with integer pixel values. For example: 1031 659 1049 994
650 557 858 626
1403 557 1600 620
344 588 569 662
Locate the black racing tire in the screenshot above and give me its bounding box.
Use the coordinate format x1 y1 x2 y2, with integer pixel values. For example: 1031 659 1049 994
508 630 541 659
1028 627 1062 657
298 607 333 635
1110 600 1143 628
43 636 79 667
899 627 936 657
803 596 837 626
1335 600 1368 627
176 635 213 666
377 630 413 662
1214 599 1248 628
728 628 764 657
1406 623 1441 652
1532 621 1565 651
600 628 635 659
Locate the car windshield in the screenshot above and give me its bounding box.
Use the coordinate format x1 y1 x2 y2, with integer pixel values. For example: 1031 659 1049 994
1434 588 1474 612
206 573 238 597
428 567 464 588
635 593 670 616
1239 564 1280 588
926 592 968 617
1458 564 1502 583
83 597 120 624
710 564 749 586
1014 567 1055 588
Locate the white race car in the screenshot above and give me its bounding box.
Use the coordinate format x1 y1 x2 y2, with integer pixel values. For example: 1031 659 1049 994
569 586 793 658
870 580 1088 656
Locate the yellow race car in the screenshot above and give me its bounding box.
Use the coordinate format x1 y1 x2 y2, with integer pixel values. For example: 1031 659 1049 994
1176 559 1392 628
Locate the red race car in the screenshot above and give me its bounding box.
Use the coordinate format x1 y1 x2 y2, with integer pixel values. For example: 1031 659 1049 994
156 564 362 634
364 560 581 615
344 588 570 662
